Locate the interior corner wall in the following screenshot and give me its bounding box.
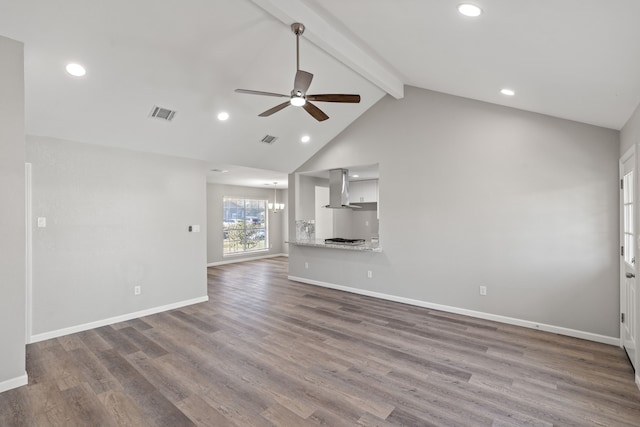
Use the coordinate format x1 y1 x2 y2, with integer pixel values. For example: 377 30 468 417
621 102 640 155
291 86 620 339
26 136 208 337
206 183 287 264
0 35 26 391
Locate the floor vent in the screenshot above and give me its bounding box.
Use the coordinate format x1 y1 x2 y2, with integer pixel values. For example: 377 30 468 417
260 134 278 144
149 105 176 121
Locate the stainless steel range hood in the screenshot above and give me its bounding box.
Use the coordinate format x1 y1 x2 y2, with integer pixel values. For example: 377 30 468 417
324 169 361 209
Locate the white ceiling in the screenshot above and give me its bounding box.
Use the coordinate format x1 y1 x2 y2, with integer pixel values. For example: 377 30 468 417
207 164 289 189
317 0 640 130
2 0 639 188
301 164 379 182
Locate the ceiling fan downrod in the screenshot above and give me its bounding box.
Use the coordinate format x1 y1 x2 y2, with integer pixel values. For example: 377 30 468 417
291 22 305 72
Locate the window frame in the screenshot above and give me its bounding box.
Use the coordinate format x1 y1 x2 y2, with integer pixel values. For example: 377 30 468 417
222 197 268 257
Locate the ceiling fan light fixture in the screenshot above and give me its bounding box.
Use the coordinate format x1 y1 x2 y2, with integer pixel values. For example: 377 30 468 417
290 96 306 107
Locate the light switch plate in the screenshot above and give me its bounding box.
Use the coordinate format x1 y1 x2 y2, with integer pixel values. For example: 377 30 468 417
37 217 46 228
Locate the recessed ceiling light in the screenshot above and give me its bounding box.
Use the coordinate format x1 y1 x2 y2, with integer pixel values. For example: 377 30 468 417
458 4 482 17
65 63 86 77
210 168 229 173
500 88 515 96
217 112 229 121
301 135 310 143
351 174 360 178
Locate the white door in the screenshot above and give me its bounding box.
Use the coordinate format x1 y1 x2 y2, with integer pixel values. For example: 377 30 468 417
621 150 636 370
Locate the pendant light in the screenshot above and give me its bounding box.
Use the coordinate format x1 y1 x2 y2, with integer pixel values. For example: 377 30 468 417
268 182 285 213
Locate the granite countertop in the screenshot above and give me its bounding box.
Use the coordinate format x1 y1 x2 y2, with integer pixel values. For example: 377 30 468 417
286 239 382 252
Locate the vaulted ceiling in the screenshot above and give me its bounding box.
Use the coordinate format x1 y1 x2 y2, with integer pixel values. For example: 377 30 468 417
1 0 639 187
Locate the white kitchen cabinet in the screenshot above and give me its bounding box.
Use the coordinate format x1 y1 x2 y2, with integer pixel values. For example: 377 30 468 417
350 179 378 203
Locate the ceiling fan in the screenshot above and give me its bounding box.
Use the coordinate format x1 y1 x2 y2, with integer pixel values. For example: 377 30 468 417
235 23 361 122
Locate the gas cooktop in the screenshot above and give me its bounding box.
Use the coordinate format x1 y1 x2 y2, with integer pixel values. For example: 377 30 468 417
324 238 366 246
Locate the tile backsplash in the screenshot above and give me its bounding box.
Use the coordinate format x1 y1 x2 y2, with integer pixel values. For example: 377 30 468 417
296 220 315 240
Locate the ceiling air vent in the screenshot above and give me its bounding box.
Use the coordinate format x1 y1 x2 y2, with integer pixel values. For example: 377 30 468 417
260 134 278 144
149 105 176 121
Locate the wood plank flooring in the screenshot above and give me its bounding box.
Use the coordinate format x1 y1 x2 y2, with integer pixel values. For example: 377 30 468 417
2 256 640 426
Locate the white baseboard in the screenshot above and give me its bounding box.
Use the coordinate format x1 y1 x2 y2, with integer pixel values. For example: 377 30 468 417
288 276 620 347
29 296 209 343
0 372 28 393
207 253 288 267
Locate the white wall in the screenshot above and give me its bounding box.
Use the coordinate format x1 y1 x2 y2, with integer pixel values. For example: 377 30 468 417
27 136 208 337
621 102 640 155
290 86 620 340
349 205 379 240
206 183 287 264
0 35 27 392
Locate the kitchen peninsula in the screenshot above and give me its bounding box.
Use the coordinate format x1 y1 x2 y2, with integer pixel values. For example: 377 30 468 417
287 238 382 252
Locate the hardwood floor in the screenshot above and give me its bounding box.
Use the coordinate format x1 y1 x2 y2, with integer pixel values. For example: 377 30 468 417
2 256 640 426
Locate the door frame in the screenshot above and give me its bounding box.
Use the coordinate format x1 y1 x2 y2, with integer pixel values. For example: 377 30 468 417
620 146 638 375
25 162 32 344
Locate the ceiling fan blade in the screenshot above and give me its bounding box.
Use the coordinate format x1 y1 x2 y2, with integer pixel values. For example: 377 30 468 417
294 70 313 94
303 101 329 121
235 89 289 98
258 101 291 117
307 94 361 103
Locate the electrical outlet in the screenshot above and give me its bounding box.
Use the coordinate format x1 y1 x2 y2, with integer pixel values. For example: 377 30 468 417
367 270 373 279
134 285 141 296
479 286 487 296
305 261 309 269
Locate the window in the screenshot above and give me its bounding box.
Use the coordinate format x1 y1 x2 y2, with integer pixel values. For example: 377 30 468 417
623 171 634 265
223 197 267 255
